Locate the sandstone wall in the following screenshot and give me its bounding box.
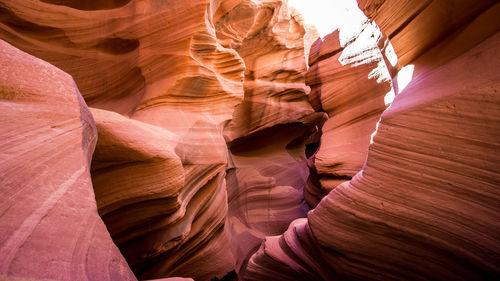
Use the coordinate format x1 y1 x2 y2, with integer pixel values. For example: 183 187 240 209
0 39 136 281
0 0 318 279
242 1 500 280
0 0 498 280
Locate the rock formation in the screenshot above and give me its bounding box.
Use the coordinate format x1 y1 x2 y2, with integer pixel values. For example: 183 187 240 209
304 18 393 207
243 1 500 280
216 0 324 272
0 0 245 278
0 0 319 279
0 39 136 281
1 0 499 280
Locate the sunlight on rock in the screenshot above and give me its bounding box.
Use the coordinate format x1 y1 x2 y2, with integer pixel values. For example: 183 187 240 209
384 65 414 106
289 0 365 39
369 121 380 144
397 64 415 93
385 42 398 67
1 1 498 280
384 88 396 106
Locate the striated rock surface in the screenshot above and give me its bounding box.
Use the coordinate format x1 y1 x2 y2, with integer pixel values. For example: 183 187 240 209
0 40 136 281
0 0 245 117
2 0 499 280
243 1 500 280
304 19 392 207
357 0 498 68
0 0 242 279
91 107 234 280
0 0 318 279
309 30 500 280
214 0 324 272
218 0 320 141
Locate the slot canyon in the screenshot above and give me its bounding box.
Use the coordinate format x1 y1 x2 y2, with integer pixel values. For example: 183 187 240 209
0 0 499 280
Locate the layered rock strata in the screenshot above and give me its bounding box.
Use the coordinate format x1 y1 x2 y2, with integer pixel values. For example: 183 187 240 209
1 0 499 280
242 1 500 280
0 0 243 279
0 40 136 281
304 19 392 207
215 0 323 272
0 0 318 279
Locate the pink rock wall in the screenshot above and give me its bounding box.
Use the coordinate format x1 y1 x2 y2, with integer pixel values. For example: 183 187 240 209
304 19 393 207
0 0 318 279
1 0 499 280
242 1 500 280
0 39 136 281
216 2 323 272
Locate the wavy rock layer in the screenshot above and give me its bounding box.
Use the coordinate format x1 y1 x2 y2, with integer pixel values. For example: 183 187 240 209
0 0 245 117
219 0 317 141
304 20 392 207
0 0 316 280
215 0 323 271
357 0 498 68
0 40 136 281
308 30 500 280
0 0 241 279
242 1 500 280
2 0 499 280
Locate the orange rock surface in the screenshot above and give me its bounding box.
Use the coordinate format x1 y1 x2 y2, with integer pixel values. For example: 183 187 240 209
243 1 500 280
1 0 499 280
304 19 392 207
0 0 318 279
215 0 324 272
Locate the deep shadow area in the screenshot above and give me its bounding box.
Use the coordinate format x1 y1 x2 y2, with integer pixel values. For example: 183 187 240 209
40 0 131 10
211 270 238 281
95 38 140 54
228 122 314 155
0 6 75 47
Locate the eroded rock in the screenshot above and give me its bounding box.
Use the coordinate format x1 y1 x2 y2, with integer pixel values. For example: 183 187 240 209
243 1 500 280
0 39 136 281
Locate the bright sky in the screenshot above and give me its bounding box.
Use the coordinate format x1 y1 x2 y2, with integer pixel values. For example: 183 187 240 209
288 0 366 38
289 0 415 108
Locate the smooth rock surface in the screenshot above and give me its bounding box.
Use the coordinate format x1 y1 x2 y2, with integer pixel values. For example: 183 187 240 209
309 30 500 280
0 0 318 279
1 0 499 280
215 0 325 272
0 0 243 279
243 1 500 280
304 19 392 207
0 40 136 281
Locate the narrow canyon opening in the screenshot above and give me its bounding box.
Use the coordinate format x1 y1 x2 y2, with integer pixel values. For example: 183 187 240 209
0 0 499 281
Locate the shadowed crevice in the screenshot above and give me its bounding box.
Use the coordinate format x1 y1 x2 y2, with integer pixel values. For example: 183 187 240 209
40 0 132 10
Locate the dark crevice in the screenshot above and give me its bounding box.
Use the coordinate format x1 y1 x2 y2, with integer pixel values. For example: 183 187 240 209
305 142 320 158
40 0 132 10
95 37 140 54
211 270 238 281
0 6 75 47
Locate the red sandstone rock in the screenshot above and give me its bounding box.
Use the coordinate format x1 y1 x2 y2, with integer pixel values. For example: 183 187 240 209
218 0 318 141
214 0 324 273
244 1 500 279
0 0 242 279
0 0 317 279
91 95 235 280
304 18 392 207
308 30 500 280
0 0 245 117
2 0 499 280
357 0 498 68
0 40 136 281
